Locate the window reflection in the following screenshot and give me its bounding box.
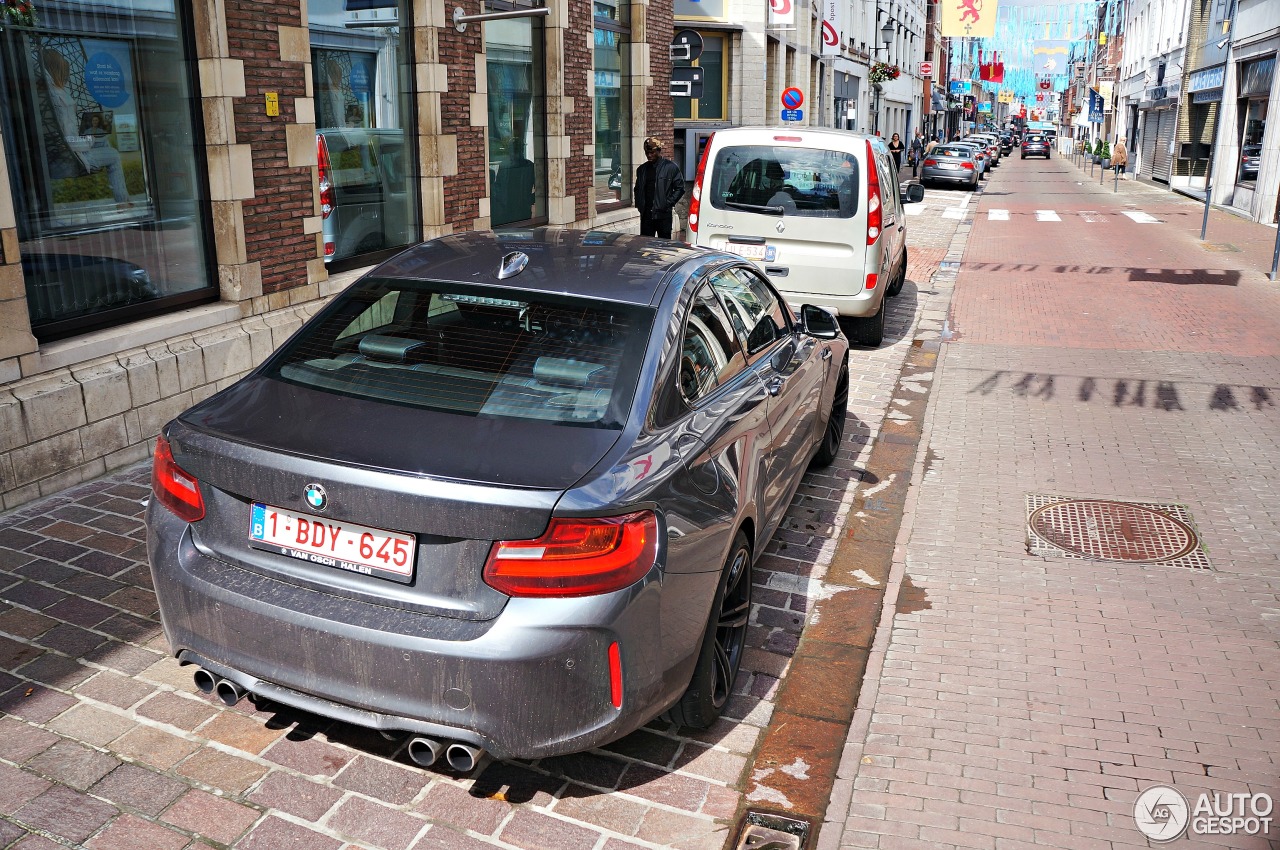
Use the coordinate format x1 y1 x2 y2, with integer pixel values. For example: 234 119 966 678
594 0 629 206
0 1 215 341
310 0 418 266
487 16 546 227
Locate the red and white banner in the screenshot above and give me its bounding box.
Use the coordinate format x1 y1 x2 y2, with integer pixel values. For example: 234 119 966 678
769 0 794 26
821 0 841 55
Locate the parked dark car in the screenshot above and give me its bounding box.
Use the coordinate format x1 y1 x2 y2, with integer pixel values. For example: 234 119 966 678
1240 144 1261 180
921 145 981 189
22 252 158 325
147 228 851 767
1021 134 1051 159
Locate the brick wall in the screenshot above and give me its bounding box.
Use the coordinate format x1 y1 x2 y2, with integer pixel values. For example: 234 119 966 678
440 28 486 231
225 3 315 294
566 0 594 222
646 0 675 140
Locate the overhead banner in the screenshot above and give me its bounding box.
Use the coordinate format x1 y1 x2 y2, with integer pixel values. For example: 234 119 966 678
942 0 998 38
820 0 841 55
1033 40 1071 75
768 0 794 26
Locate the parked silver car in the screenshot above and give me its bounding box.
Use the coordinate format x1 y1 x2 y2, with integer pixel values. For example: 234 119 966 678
921 145 981 189
147 228 851 766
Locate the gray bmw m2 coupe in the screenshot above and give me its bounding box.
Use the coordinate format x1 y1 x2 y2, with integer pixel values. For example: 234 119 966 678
147 227 850 766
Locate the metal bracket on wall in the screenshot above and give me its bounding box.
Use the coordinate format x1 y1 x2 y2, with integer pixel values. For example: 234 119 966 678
453 5 549 32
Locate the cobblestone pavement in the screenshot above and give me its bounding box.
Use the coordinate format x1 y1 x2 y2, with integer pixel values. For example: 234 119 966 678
826 155 1280 849
0 194 963 850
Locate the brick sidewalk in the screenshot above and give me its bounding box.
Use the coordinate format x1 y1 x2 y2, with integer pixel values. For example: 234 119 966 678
825 156 1280 849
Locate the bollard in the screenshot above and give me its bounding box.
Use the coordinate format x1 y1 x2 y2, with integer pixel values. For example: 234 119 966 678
1113 166 1119 192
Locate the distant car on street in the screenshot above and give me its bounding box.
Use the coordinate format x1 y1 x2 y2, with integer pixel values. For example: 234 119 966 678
147 227 851 766
1021 134 1051 159
921 145 981 189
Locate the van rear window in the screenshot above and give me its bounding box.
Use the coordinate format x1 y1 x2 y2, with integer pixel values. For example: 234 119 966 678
709 145 859 219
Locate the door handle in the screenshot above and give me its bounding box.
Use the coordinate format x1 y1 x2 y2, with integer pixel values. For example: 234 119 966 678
765 377 783 397
821 348 832 361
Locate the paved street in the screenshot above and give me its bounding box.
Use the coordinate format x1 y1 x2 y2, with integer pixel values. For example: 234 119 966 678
2 150 1278 850
825 154 1280 849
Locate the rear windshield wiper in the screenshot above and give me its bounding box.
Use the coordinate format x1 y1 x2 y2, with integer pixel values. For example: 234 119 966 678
723 201 785 215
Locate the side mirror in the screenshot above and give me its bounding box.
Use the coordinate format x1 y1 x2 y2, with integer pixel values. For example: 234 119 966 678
901 183 925 204
800 304 840 340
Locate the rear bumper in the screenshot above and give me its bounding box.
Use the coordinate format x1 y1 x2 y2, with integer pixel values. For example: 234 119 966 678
922 169 976 184
147 507 683 759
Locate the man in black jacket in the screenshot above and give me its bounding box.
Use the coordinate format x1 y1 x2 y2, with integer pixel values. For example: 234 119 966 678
634 136 685 239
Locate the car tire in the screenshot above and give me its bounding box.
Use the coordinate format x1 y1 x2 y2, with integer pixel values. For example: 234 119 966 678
811 357 849 468
886 247 907 296
851 296 886 346
666 531 752 730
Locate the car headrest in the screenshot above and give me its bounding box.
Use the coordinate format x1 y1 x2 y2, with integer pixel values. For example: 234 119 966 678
358 334 425 363
533 357 605 387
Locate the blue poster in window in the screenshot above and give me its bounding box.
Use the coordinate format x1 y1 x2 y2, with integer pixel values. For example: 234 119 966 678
83 48 131 109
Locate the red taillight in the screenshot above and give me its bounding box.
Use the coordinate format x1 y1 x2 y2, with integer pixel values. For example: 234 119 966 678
483 511 658 598
962 162 975 170
865 273 878 290
151 436 204 523
687 133 714 235
865 140 882 246
923 158 937 167
324 241 336 256
608 642 623 709
316 134 334 219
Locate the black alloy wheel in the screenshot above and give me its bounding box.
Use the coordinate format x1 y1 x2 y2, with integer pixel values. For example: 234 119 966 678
811 359 849 467
667 532 753 729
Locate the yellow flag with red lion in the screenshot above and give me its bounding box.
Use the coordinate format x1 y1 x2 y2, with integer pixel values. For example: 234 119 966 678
942 0 998 38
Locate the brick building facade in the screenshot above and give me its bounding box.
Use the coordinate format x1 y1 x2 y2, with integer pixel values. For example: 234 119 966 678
0 0 674 511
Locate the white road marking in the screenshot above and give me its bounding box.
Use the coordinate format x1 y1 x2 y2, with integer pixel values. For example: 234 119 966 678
1122 210 1160 223
1035 210 1061 221
988 209 1009 220
942 207 966 219
905 204 926 216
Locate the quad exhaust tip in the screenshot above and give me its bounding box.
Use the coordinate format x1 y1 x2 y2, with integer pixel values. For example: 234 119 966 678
407 736 445 768
193 669 245 706
445 742 484 773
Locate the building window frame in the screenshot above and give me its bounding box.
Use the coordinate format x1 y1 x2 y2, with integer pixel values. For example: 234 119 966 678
593 1 631 211
674 31 728 122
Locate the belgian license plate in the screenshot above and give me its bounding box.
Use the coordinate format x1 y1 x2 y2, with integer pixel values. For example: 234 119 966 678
249 503 415 583
724 242 777 262
941 163 959 170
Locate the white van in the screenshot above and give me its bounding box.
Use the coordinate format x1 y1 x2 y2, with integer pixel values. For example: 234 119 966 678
687 127 924 346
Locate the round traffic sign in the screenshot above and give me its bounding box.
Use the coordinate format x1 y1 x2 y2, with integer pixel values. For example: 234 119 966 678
781 87 804 109
918 61 933 77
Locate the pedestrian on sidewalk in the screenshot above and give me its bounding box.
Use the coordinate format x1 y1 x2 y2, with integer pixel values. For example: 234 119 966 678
633 136 685 239
1111 138 1128 177
888 133 905 172
908 132 924 178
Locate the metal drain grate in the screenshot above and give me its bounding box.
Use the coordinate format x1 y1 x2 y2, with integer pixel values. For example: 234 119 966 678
1025 495 1212 570
732 812 810 850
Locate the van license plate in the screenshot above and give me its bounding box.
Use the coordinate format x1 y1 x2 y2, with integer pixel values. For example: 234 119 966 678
724 243 777 262
249 503 415 583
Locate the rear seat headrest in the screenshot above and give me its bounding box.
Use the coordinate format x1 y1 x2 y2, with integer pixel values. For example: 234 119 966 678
533 357 605 387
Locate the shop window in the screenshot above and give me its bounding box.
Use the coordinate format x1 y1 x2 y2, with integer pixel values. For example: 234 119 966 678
1236 98 1265 188
0 3 215 342
311 0 418 270
674 33 725 121
487 9 546 228
594 0 630 207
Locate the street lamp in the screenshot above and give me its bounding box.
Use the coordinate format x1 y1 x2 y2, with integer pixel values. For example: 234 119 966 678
880 19 895 47
873 13 894 135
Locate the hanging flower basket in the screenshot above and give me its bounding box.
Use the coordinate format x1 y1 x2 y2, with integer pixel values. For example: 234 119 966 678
869 62 901 86
1 0 36 28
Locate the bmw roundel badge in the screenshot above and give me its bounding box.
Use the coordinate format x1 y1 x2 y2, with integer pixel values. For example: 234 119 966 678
303 484 327 511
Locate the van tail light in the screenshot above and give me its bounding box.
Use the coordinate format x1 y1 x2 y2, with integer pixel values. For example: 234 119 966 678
483 511 658 598
962 162 975 170
686 133 714 236
865 273 878 291
316 134 334 220
151 436 204 523
865 140 882 246
923 158 937 167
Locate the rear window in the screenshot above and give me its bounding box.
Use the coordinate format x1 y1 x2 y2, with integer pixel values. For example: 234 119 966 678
266 278 653 428
934 147 974 157
709 144 860 218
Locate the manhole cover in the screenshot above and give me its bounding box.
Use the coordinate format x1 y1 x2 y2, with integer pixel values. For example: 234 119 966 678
1025 495 1212 570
